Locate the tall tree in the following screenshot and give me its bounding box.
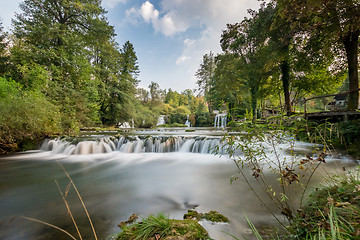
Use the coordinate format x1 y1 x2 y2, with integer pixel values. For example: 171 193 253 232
149 81 161 105
196 51 216 107
278 0 360 110
220 4 272 120
0 21 8 76
266 2 294 115
12 0 117 127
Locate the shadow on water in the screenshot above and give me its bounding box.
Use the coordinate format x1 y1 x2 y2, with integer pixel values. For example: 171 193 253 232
0 131 358 240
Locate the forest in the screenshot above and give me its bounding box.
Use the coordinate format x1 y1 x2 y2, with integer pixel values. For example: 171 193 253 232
0 0 359 153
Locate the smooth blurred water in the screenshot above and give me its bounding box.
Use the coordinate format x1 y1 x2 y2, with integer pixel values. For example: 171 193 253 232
0 131 357 240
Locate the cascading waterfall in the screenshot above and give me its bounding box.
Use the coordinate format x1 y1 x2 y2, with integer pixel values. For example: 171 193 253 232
214 114 227 129
185 114 191 127
40 136 227 155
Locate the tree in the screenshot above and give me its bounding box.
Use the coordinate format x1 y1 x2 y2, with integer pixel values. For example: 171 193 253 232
148 81 161 106
137 88 150 104
220 4 272 120
265 2 294 115
196 51 216 108
277 0 360 110
11 0 115 127
0 20 8 76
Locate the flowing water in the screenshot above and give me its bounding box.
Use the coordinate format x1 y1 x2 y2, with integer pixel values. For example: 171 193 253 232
0 128 357 240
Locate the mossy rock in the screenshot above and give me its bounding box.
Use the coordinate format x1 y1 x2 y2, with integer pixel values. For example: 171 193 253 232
115 213 210 240
183 210 203 221
184 210 229 223
202 211 229 223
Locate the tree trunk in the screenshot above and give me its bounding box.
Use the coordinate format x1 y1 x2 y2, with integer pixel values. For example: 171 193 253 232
280 60 292 116
250 85 258 122
343 30 359 110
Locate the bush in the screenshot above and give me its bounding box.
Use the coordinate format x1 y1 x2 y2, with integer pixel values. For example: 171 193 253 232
168 112 188 125
293 169 360 239
194 112 214 127
174 105 191 115
0 77 61 153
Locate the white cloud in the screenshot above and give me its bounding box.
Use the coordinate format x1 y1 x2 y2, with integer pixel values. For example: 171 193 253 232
176 55 191 65
184 39 195 46
102 0 127 9
160 0 261 88
127 1 189 36
140 1 159 22
125 0 261 90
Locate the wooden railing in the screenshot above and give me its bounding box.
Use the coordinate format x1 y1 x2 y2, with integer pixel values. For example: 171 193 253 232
303 88 360 120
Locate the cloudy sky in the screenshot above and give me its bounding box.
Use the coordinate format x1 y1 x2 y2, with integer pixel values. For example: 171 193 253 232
0 0 261 91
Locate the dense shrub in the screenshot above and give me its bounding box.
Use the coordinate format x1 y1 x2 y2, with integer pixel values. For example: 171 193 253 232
194 112 214 127
0 77 61 153
168 112 188 125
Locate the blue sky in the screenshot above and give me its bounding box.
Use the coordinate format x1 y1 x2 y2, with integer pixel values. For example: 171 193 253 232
0 0 261 91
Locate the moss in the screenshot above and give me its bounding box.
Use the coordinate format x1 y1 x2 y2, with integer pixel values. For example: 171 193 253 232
183 210 229 223
183 210 203 221
115 213 210 240
202 211 229 223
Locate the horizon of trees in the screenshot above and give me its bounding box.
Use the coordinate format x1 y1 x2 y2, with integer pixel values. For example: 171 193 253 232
1 0 359 152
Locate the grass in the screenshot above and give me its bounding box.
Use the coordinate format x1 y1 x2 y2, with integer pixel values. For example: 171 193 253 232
116 213 210 240
293 168 360 239
22 161 98 240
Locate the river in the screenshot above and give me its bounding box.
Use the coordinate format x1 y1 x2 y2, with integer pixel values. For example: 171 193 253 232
0 128 357 240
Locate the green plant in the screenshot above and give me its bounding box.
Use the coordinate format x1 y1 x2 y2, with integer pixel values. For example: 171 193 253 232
293 168 360 239
214 119 329 231
117 213 210 240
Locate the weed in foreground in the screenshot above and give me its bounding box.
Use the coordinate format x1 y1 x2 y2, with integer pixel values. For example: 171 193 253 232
22 161 98 240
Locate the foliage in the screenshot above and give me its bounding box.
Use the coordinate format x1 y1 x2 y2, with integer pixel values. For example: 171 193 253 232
137 84 211 127
293 168 360 239
194 112 213 127
0 77 60 153
214 119 330 230
277 0 360 110
6 0 140 130
133 102 158 128
293 119 360 157
183 210 229 223
168 112 188 125
116 213 210 240
220 5 272 120
196 51 216 110
0 20 9 76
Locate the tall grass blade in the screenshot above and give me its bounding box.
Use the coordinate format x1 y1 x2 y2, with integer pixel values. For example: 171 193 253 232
244 214 263 240
55 180 83 240
22 216 77 240
57 160 98 240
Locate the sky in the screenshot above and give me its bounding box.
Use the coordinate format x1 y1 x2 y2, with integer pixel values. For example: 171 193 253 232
0 0 261 92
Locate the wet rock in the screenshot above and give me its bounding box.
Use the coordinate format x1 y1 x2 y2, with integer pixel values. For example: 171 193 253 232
118 213 138 228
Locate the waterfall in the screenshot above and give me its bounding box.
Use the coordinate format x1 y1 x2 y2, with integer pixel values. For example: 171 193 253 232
156 115 166 126
185 115 191 127
214 114 227 129
40 136 226 155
